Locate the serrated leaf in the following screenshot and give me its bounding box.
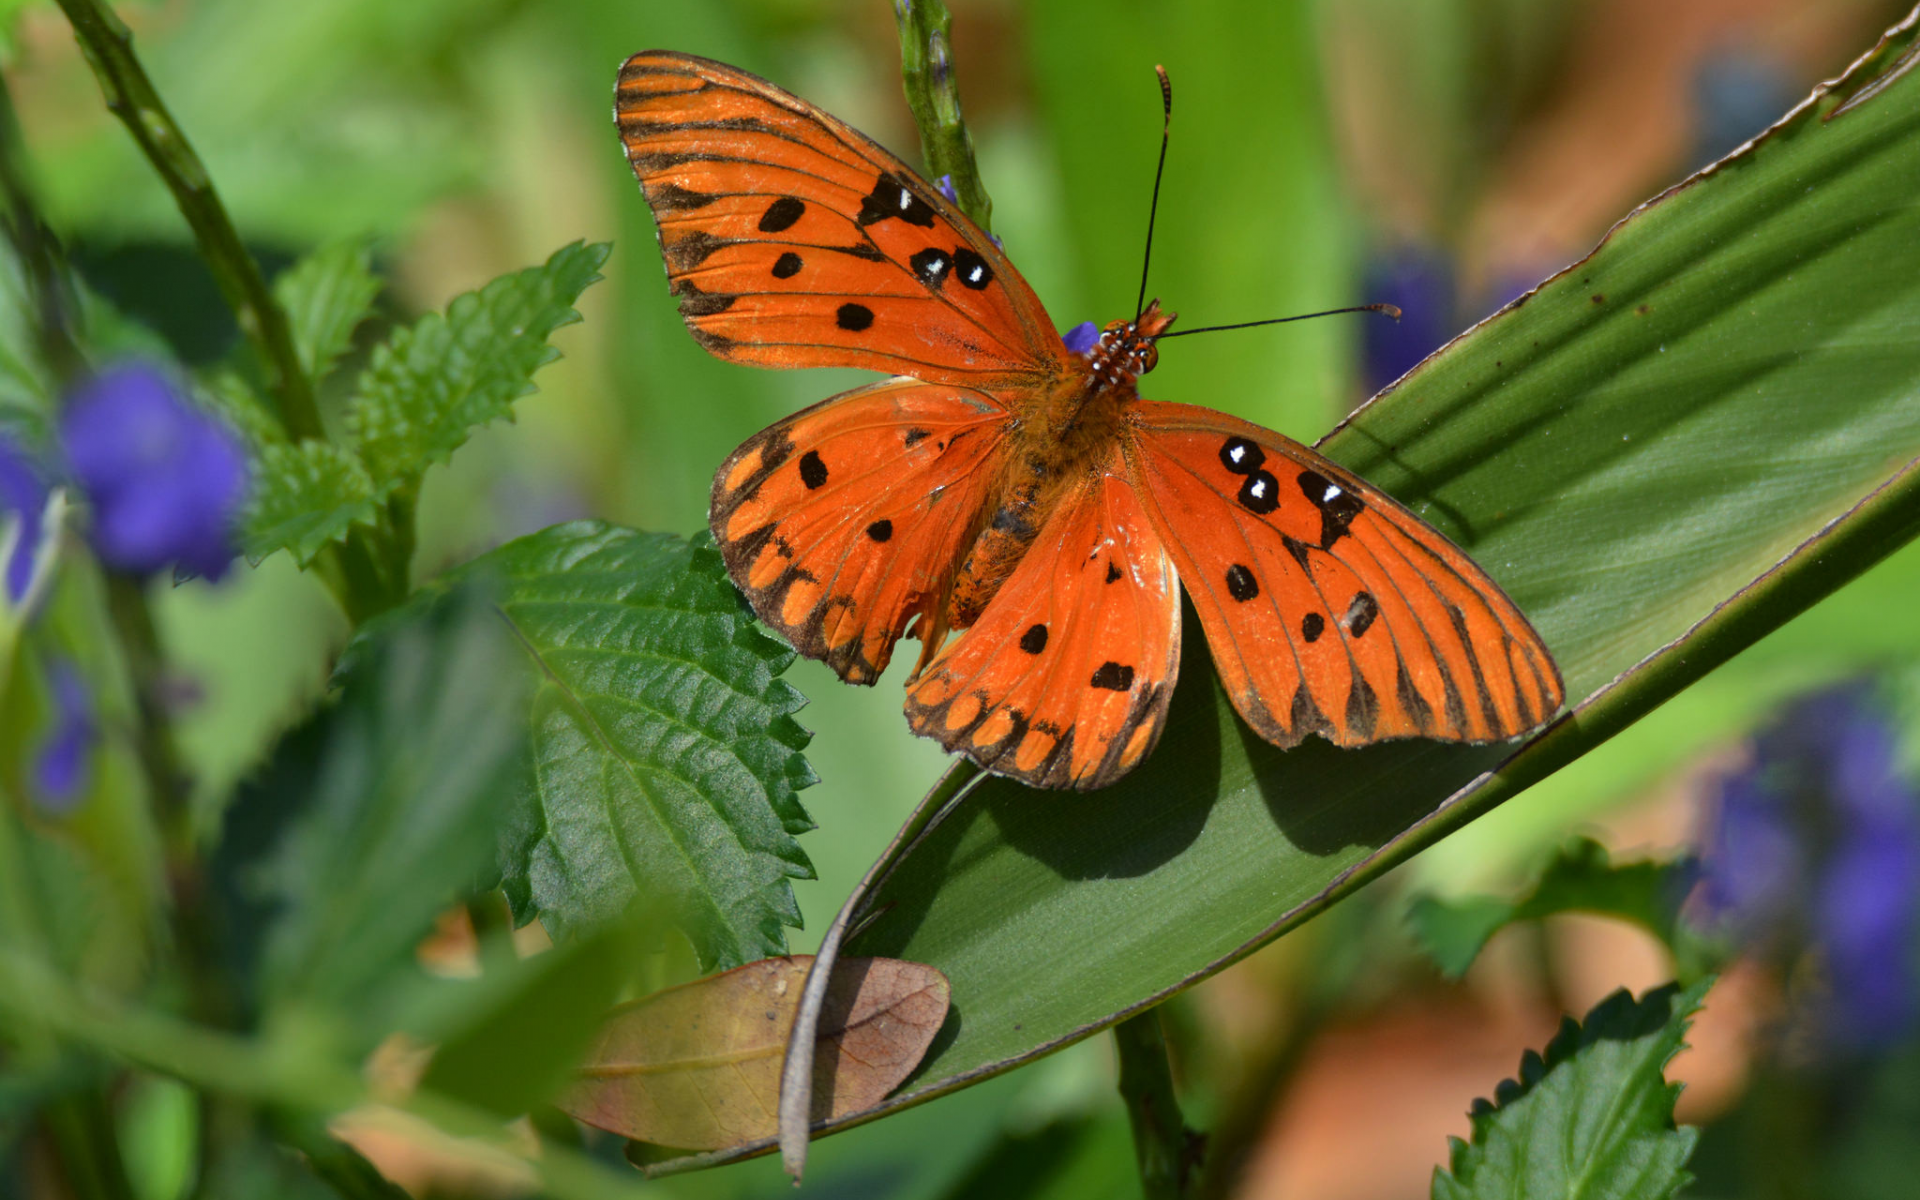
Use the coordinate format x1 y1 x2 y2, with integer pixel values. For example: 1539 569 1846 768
239 439 377 566
561 955 950 1150
1408 839 1695 979
414 522 816 970
347 241 607 493
215 589 528 1045
273 242 382 384
1432 979 1711 1200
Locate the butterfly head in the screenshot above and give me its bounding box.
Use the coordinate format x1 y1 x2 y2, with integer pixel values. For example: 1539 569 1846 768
1088 300 1178 394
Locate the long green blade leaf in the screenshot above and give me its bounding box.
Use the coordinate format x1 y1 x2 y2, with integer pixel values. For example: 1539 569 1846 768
652 8 1920 1163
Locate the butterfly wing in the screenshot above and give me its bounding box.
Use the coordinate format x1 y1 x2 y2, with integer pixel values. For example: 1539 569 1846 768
712 377 1013 685
903 454 1181 789
1128 401 1562 749
617 51 1070 387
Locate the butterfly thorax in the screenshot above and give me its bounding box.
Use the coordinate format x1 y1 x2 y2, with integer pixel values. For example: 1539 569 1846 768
932 303 1178 648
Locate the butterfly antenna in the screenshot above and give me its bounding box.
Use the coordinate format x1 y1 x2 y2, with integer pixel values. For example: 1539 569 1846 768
1157 303 1403 340
1134 64 1174 324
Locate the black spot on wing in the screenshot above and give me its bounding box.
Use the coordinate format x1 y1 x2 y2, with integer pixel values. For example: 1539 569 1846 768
1343 591 1379 637
771 251 803 279
910 247 951 289
799 450 828 490
1297 470 1366 549
645 181 719 211
1105 561 1123 584
953 247 993 290
672 279 736 317
1020 624 1048 654
1301 612 1325 643
1289 685 1332 739
1219 436 1264 476
1090 662 1135 691
836 303 875 331
664 230 728 271
1225 564 1259 601
758 196 805 232
856 172 936 228
903 427 932 448
865 519 893 543
1237 470 1280 515
1345 674 1380 741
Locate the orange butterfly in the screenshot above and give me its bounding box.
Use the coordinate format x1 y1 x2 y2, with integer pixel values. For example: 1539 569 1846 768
615 51 1564 790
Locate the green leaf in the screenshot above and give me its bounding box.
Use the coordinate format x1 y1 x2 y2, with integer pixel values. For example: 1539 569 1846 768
347 241 607 494
239 439 377 566
1407 839 1695 979
272 242 382 384
652 8 1920 1159
422 522 816 970
216 588 528 1043
1432 980 1710 1200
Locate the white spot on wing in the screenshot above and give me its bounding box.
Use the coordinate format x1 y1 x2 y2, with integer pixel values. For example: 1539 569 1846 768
1322 483 1343 503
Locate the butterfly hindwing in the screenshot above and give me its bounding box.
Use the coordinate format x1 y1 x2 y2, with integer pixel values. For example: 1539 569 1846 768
712 378 1013 685
1128 401 1563 749
617 51 1069 386
903 455 1181 789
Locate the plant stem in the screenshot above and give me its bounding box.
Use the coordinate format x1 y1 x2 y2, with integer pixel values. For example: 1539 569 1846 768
52 0 323 443
894 0 994 231
1114 1007 1203 1200
0 78 85 386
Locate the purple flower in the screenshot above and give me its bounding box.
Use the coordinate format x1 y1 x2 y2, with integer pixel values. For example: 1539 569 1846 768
1062 321 1100 356
1694 681 1920 1053
1 434 49 603
33 662 97 814
59 364 247 581
933 174 960 205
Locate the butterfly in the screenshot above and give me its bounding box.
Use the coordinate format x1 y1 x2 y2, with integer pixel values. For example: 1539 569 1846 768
614 50 1564 790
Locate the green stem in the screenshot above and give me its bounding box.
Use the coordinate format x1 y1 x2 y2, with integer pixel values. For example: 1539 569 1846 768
0 78 85 385
103 572 240 1184
52 0 322 442
894 0 994 231
1114 1008 1202 1200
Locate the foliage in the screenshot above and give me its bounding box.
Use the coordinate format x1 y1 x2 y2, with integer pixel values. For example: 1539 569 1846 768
1407 838 1700 980
413 523 817 968
5 1 1920 1198
1433 981 1709 1200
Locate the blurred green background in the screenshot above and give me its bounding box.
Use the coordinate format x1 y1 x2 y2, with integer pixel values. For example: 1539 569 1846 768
8 0 1918 1196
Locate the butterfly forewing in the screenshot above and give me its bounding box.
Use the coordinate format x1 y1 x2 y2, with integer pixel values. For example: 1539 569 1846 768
711 378 1013 685
903 458 1181 790
617 51 1069 386
1127 401 1563 749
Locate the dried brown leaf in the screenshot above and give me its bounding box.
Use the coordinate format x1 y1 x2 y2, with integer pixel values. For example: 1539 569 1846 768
559 955 949 1150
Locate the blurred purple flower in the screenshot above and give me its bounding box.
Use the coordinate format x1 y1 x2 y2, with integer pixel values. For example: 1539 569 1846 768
59 364 247 581
1362 246 1456 396
1062 321 1100 356
933 174 959 205
1 434 49 602
1695 681 1920 1052
33 661 97 814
